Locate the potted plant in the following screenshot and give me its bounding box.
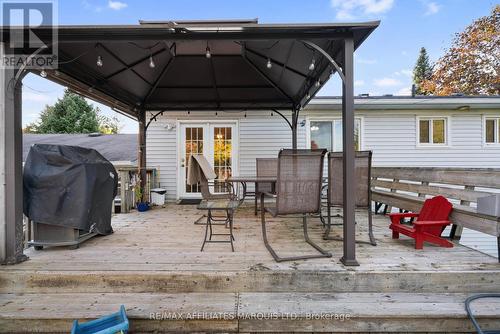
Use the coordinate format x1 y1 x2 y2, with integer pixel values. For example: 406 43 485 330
134 180 149 212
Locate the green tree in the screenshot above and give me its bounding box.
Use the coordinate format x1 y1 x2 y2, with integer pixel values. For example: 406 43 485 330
25 89 120 134
413 47 433 95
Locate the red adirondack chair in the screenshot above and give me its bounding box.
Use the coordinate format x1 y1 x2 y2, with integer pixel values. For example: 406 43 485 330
389 195 453 249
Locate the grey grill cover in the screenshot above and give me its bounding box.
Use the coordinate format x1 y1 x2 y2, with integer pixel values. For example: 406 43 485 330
23 144 117 235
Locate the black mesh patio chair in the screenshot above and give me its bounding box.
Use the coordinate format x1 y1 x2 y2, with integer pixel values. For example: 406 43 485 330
323 150 376 246
255 158 278 215
260 149 332 262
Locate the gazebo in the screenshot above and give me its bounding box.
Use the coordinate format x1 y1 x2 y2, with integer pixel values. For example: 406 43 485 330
0 19 379 266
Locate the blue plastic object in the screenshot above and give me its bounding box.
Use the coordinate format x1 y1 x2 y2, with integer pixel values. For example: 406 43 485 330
137 202 149 212
71 305 129 334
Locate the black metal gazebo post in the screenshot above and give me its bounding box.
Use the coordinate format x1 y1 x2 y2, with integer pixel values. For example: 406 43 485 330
340 36 359 266
0 43 27 264
138 109 147 200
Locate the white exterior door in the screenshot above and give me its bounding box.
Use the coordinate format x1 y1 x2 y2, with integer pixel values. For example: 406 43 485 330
178 122 238 198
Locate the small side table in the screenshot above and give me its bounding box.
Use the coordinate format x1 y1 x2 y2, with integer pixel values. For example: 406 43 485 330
197 199 241 252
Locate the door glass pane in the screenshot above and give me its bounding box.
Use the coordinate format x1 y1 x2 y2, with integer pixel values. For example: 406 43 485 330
486 119 495 143
185 127 204 193
310 121 332 150
432 119 445 144
213 127 232 192
332 120 361 151
419 120 430 143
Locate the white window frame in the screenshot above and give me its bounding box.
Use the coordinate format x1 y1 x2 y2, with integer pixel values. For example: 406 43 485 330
483 116 500 146
416 116 450 147
306 116 364 151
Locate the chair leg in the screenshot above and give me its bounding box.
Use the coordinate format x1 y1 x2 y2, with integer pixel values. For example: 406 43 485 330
497 237 500 263
392 230 399 239
201 211 211 251
368 208 377 246
323 204 332 240
302 214 332 258
260 195 332 262
415 233 424 249
254 191 258 216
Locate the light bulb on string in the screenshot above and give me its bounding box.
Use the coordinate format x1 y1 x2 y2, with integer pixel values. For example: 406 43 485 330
266 58 272 69
149 55 155 68
308 58 315 71
96 55 103 67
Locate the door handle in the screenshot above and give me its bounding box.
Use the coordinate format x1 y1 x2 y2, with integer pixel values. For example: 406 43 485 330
181 157 185 168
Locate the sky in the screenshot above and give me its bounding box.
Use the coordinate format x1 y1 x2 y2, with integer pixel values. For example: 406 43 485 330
18 0 498 133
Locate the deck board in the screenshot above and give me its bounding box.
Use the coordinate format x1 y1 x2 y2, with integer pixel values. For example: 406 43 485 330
9 204 499 272
1 204 499 332
1 292 499 333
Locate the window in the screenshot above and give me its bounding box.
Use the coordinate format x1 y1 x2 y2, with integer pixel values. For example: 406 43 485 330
418 118 447 145
485 117 500 144
310 119 361 151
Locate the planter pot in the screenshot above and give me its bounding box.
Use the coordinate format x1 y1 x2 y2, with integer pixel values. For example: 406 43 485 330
137 202 150 212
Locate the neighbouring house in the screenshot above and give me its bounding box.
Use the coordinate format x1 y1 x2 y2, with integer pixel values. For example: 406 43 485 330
146 94 500 257
22 133 138 165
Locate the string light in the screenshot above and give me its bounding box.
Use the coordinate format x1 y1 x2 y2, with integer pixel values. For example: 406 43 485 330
244 112 247 118
96 55 103 67
315 80 321 87
205 45 211 59
308 58 315 71
149 55 155 68
40 69 47 78
306 92 311 99
266 58 272 69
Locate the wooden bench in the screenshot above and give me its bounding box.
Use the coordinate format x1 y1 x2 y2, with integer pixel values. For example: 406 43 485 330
371 167 500 261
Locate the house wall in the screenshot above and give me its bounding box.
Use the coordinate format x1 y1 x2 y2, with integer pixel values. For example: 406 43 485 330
306 108 500 167
147 107 500 200
146 111 306 201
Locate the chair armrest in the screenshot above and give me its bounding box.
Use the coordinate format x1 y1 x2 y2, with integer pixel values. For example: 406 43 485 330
208 180 237 200
389 212 419 224
414 220 451 226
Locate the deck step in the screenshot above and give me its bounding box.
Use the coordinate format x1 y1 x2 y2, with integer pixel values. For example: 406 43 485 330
1 292 499 333
1 269 499 294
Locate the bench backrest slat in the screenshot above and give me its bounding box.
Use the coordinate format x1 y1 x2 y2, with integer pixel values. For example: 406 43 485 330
371 179 493 203
372 167 500 189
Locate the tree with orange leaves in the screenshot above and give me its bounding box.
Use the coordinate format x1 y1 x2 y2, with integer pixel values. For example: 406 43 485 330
422 5 499 96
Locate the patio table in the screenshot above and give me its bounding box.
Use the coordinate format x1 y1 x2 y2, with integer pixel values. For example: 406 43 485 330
197 199 241 252
227 176 277 215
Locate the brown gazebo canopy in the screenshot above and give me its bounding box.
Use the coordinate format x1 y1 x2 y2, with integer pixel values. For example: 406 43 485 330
0 18 379 266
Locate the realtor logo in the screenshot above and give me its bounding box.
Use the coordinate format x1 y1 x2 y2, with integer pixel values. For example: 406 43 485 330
1 0 58 69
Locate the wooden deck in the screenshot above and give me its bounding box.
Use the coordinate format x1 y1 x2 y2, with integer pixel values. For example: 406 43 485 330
1 203 499 333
